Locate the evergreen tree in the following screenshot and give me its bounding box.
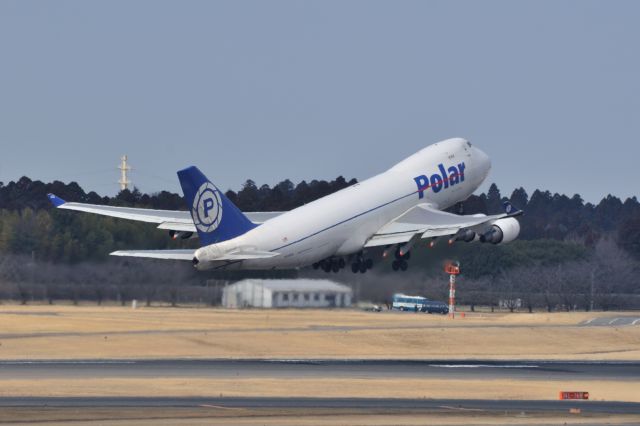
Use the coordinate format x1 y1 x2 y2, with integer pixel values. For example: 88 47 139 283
486 183 502 213
509 187 529 209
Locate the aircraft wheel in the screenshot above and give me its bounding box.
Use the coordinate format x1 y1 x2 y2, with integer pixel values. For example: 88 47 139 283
322 262 331 273
392 260 400 271
359 263 367 273
365 258 373 269
351 263 359 273
400 260 408 271
312 262 320 270
332 262 340 273
338 258 346 268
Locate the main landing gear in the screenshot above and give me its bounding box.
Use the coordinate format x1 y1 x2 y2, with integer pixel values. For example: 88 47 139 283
312 253 374 274
312 257 346 273
391 246 410 272
351 256 373 274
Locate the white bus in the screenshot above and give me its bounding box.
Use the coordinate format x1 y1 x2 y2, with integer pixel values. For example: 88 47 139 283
392 293 449 314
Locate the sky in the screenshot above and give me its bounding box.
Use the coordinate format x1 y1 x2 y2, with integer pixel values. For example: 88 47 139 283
0 1 638 203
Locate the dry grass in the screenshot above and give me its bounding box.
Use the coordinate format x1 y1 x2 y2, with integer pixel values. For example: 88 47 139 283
0 305 638 360
1 377 638 402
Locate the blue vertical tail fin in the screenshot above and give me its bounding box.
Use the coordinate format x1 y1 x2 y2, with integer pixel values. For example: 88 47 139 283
177 166 257 246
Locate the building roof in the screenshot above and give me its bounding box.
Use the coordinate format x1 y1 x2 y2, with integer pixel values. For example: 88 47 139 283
230 279 351 293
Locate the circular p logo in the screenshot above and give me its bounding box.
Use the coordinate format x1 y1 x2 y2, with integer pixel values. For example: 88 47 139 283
192 182 223 233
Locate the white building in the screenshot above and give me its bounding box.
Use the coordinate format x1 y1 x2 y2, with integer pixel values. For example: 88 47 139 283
222 279 352 309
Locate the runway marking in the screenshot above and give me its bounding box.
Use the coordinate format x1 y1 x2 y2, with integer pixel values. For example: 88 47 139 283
429 364 539 369
581 316 640 327
0 360 136 365
438 405 485 412
199 404 243 410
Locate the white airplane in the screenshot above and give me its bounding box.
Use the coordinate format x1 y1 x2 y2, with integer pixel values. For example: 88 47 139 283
47 138 521 273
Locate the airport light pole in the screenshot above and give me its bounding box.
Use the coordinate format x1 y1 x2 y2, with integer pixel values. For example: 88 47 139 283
444 261 461 319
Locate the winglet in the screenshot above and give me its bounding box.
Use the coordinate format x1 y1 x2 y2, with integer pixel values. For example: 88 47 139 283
503 201 523 217
47 193 66 207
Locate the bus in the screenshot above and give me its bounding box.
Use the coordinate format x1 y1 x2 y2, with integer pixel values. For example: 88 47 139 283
392 293 449 314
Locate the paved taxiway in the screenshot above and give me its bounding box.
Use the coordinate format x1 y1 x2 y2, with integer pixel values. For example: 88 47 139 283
581 316 640 326
1 396 639 415
1 359 638 380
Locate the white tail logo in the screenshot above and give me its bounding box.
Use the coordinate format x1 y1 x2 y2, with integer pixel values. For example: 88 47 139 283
192 182 223 233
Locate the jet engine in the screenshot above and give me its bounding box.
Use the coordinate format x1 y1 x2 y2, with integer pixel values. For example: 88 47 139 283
169 230 194 240
479 217 520 244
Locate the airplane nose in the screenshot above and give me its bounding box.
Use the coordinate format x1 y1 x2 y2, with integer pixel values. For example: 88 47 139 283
472 146 491 176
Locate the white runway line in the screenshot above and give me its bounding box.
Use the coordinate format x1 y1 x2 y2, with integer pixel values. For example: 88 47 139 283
428 364 539 369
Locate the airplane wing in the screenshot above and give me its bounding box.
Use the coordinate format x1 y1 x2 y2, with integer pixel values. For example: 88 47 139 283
364 201 522 247
46 194 284 234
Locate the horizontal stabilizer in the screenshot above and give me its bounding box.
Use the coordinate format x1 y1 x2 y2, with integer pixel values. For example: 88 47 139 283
110 249 196 260
157 221 197 233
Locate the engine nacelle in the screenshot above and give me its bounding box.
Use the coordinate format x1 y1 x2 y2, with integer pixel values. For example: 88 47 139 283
169 230 194 240
480 217 520 244
455 229 476 243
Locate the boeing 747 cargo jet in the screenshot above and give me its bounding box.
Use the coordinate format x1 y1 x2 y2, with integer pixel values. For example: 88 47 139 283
47 138 521 273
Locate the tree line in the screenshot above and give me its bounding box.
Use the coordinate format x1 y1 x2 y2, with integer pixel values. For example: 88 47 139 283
2 176 640 259
0 175 638 309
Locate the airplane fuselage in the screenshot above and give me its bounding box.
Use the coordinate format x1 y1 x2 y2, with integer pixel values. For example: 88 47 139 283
194 138 491 270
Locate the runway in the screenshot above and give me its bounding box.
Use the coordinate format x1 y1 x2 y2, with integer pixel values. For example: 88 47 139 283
0 396 639 414
1 359 638 381
1 359 639 421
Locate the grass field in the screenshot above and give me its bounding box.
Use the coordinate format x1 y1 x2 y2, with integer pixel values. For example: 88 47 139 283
0 305 638 361
2 377 638 402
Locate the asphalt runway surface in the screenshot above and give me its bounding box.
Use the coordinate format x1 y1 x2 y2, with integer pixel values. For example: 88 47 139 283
2 360 639 416
1 396 639 415
581 316 640 326
1 359 638 381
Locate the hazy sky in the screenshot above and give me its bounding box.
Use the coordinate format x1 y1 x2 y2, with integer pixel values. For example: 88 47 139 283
1 1 638 203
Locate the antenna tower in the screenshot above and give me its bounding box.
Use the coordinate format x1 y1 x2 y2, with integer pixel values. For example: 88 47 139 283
118 155 132 191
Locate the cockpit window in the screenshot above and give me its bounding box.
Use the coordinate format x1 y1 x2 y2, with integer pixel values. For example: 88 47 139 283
466 141 472 147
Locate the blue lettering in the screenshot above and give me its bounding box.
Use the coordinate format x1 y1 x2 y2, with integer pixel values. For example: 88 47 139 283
438 164 449 189
413 162 466 198
448 165 460 185
430 174 443 193
413 175 429 199
203 198 214 218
